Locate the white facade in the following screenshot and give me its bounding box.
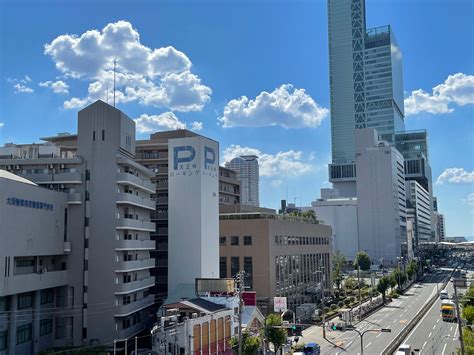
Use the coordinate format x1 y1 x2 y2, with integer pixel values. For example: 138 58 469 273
310 195 359 262
405 180 432 245
167 136 219 301
225 155 259 207
355 128 407 265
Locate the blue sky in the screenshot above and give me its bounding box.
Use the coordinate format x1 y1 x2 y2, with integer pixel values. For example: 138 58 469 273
0 0 473 237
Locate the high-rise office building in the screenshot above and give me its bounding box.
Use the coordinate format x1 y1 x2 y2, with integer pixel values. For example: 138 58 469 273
327 0 405 197
405 180 432 246
0 100 156 348
225 155 259 207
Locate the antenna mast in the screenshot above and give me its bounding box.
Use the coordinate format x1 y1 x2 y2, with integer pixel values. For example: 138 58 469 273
113 58 117 107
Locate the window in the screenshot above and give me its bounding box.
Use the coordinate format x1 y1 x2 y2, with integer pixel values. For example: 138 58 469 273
17 292 33 310
219 257 227 278
16 259 34 267
243 236 252 246
40 289 54 305
101 130 105 141
231 257 240 277
231 236 239 246
0 330 6 351
92 131 96 141
244 257 253 289
123 295 131 305
40 319 53 336
16 324 32 344
219 237 226 246
0 297 7 312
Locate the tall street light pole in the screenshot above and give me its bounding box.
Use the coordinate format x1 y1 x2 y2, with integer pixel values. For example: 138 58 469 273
314 268 326 339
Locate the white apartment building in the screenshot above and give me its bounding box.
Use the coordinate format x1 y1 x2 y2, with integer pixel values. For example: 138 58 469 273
225 155 259 207
405 180 432 246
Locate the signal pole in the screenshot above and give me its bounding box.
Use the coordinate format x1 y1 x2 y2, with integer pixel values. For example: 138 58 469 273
235 271 246 355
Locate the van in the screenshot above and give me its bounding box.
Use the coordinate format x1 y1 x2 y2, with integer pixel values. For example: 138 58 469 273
440 290 449 299
396 344 411 355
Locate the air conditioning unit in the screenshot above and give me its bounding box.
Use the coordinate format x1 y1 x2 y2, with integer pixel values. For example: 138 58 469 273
192 313 198 319
48 164 54 169
15 165 20 170
60 163 65 169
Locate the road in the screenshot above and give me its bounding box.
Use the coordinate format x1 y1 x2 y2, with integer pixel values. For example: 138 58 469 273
400 269 473 355
300 272 448 354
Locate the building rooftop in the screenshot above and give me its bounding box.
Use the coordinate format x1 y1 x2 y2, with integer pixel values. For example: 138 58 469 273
219 212 320 224
165 297 228 314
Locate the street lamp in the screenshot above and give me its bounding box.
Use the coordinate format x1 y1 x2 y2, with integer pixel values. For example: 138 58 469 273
313 267 326 339
349 328 391 355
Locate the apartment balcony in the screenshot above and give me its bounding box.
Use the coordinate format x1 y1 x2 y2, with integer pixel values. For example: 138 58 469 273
156 181 168 189
156 212 168 220
115 321 148 340
116 193 155 210
115 258 155 272
115 276 155 295
156 196 168 204
116 218 155 232
0 270 68 296
67 192 82 205
115 239 155 251
22 172 82 184
114 295 155 317
117 172 155 193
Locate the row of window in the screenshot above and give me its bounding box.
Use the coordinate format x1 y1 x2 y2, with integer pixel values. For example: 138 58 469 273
219 256 253 289
0 318 57 350
274 235 330 246
219 235 252 246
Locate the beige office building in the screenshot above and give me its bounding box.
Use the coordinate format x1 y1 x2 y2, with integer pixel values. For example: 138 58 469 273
219 212 332 312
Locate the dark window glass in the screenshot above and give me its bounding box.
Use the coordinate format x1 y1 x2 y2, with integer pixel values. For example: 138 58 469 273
231 236 239 246
40 319 53 336
231 257 240 277
40 289 54 305
16 323 32 344
244 257 253 289
92 131 95 141
101 130 105 141
219 237 226 246
17 292 33 310
219 257 227 278
243 236 252 246
0 330 7 351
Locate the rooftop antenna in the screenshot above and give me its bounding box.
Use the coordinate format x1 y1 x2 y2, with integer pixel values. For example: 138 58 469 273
113 58 117 107
106 83 109 104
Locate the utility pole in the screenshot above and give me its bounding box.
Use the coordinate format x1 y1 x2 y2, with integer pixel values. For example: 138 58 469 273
453 280 465 355
235 271 245 355
314 266 326 339
357 261 362 321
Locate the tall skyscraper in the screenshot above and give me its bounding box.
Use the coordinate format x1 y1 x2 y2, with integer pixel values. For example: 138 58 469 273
327 0 405 197
225 155 260 207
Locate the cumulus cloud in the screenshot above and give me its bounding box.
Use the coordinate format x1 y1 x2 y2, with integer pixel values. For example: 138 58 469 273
39 80 69 94
222 145 313 177
44 20 211 111
466 193 474 206
219 84 328 128
405 73 474 116
8 76 34 93
436 168 474 184
134 112 203 133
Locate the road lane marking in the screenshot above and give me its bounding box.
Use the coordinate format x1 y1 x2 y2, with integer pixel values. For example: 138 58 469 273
442 343 447 355
376 333 381 338
433 324 436 330
454 325 458 338
437 318 440 323
450 326 453 331
365 341 372 349
428 332 432 338
422 341 427 350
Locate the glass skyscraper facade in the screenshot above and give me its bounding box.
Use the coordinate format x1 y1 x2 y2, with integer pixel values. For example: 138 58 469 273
327 0 405 194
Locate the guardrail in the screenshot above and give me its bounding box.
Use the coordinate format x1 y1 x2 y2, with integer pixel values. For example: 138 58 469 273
382 271 454 355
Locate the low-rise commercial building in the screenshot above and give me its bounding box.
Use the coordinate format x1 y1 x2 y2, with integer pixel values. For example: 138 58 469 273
0 170 71 354
219 212 332 313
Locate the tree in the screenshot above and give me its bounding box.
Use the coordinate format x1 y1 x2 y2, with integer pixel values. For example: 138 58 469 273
388 274 397 290
406 260 417 280
463 305 474 325
377 276 391 303
344 276 358 290
230 332 260 355
264 313 287 354
461 285 474 307
392 267 407 289
333 250 346 290
353 252 371 271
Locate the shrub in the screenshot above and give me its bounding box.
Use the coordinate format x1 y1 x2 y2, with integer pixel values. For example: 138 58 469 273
350 296 356 303
344 299 351 306
324 307 330 313
331 304 338 311
338 301 344 308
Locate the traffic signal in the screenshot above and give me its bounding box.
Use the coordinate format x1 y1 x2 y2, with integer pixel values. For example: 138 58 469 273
332 324 337 331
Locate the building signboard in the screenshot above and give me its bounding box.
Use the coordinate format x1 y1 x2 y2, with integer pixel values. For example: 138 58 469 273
274 296 287 312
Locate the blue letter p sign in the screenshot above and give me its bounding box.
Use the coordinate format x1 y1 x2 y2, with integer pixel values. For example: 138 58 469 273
173 146 196 169
204 146 215 170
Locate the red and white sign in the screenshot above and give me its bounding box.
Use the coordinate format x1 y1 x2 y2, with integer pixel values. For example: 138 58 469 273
273 297 287 312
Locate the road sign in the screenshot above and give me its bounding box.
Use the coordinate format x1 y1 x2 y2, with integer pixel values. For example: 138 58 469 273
274 297 287 312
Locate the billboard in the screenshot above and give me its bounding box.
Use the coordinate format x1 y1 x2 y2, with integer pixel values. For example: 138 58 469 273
196 278 235 295
274 297 287 312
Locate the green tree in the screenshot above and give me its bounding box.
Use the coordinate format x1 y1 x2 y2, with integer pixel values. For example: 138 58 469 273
333 250 346 290
353 252 371 271
230 332 261 355
392 267 407 289
344 276 358 290
377 276 391 303
264 313 287 354
463 305 474 325
461 285 474 307
406 261 417 280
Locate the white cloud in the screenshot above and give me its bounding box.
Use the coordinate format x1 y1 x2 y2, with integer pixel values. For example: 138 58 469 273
39 80 69 94
44 20 211 111
222 145 313 177
134 112 203 133
466 193 474 206
0 123 4 128
271 179 283 187
8 76 34 93
436 168 474 184
219 84 328 128
405 73 474 116
191 121 203 131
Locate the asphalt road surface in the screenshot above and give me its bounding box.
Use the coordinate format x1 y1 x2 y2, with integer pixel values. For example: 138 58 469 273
302 272 448 354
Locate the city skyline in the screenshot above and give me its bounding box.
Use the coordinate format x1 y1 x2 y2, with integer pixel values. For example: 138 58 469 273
0 0 473 237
